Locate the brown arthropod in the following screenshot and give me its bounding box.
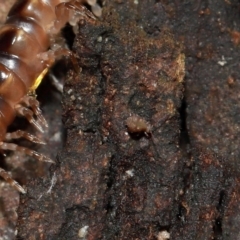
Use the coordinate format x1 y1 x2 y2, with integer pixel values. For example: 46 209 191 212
126 114 171 161
126 115 152 137
0 0 100 193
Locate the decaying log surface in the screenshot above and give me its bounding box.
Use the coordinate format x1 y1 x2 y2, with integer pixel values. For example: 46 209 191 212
16 0 240 239
169 0 240 239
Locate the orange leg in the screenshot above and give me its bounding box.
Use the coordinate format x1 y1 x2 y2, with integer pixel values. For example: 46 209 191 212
20 96 48 128
15 96 48 133
0 138 54 193
37 47 79 73
0 142 54 164
0 168 26 194
5 130 45 145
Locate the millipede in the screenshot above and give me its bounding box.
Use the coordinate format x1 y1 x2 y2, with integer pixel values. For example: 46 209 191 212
0 0 100 194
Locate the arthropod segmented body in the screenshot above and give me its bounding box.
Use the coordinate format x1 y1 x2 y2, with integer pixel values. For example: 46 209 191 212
126 115 152 136
0 0 99 193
